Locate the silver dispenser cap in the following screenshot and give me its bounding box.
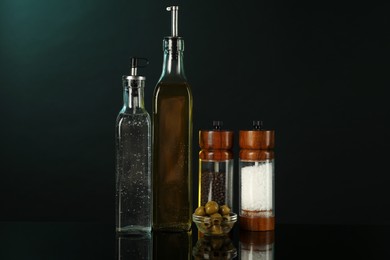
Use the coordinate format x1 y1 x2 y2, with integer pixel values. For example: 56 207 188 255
126 57 149 80
124 57 148 86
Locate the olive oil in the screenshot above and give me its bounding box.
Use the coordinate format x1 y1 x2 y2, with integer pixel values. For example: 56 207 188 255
152 6 193 231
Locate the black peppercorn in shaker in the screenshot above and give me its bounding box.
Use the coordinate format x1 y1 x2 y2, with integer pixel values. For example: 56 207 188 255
198 121 234 208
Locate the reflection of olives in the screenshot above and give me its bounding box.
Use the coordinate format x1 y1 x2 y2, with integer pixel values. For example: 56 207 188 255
194 206 206 216
220 205 230 215
205 201 219 215
193 236 237 260
210 237 224 250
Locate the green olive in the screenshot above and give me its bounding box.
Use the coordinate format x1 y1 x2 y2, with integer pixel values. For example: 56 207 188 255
211 213 222 219
219 205 231 215
211 213 222 225
210 225 223 235
194 206 206 216
203 221 211 228
205 201 219 215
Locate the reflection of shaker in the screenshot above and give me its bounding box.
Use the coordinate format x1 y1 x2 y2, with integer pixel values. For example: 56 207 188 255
239 121 275 231
199 121 234 208
153 231 192 260
239 230 274 260
193 235 237 260
116 234 152 260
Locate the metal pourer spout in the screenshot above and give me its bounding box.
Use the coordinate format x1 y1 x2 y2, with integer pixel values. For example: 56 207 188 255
130 57 149 76
128 57 148 90
166 6 179 37
130 57 138 76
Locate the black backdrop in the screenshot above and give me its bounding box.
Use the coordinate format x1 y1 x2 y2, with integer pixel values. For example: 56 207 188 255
0 0 389 225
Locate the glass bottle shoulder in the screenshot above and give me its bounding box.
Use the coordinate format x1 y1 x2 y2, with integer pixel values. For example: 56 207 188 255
153 81 192 98
116 109 151 127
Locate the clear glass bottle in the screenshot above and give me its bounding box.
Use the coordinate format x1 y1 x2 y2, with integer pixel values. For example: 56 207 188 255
153 6 193 231
198 121 234 208
116 57 152 235
239 121 275 231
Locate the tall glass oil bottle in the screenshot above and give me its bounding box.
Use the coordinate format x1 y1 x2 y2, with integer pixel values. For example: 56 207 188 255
152 6 193 231
116 57 152 235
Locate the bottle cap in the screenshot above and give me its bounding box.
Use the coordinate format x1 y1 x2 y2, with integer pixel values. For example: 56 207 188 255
123 57 148 88
163 37 184 51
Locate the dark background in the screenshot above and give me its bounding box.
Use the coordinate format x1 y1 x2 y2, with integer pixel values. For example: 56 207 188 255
0 0 389 225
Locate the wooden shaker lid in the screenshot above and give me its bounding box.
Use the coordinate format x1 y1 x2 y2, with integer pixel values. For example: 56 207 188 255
239 130 274 150
239 121 274 150
199 121 233 150
239 121 275 160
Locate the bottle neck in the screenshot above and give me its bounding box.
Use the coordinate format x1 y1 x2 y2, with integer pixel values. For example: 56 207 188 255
123 82 145 111
160 50 186 80
160 37 186 81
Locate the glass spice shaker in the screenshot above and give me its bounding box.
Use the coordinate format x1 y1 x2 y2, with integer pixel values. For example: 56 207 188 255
239 121 275 231
198 121 234 208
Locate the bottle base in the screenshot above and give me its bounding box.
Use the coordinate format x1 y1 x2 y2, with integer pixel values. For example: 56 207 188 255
116 225 152 237
153 223 192 232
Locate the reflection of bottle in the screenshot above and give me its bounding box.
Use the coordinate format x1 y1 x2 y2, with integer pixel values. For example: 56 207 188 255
239 121 275 231
193 235 237 260
199 121 234 208
116 57 152 234
153 231 192 260
116 235 152 260
153 6 193 231
239 230 274 260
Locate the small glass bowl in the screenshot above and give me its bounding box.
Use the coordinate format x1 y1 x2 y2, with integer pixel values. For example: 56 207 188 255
192 212 237 236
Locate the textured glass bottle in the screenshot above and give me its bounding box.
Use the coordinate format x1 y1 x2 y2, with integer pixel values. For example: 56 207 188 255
116 58 152 235
153 6 193 231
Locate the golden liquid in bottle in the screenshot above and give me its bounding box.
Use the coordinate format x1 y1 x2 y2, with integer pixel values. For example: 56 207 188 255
153 81 193 231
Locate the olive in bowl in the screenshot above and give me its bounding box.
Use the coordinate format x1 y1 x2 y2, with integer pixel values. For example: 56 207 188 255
193 201 237 236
